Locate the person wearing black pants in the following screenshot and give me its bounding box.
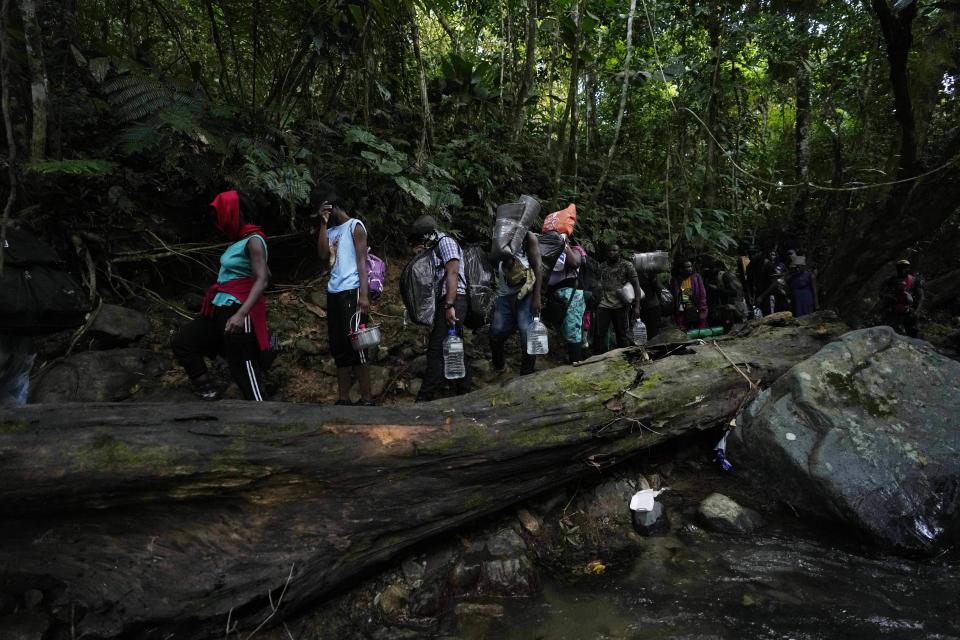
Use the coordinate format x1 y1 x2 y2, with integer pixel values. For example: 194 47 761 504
420 294 470 400
594 243 641 352
409 215 471 402
172 304 266 401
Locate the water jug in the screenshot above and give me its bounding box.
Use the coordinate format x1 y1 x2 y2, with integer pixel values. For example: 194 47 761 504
443 327 466 380
633 319 648 346
526 316 549 355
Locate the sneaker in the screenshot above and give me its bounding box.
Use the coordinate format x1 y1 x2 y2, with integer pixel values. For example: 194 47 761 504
193 384 220 401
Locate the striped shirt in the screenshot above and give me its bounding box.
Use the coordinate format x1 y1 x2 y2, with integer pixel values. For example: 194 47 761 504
431 234 467 296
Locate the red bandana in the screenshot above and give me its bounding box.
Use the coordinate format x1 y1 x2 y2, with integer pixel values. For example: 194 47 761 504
209 190 265 241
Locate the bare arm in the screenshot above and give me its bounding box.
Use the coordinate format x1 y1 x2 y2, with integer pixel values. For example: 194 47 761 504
315 206 331 263
353 222 370 312
563 243 582 270
224 237 269 333
444 258 460 324
526 232 542 316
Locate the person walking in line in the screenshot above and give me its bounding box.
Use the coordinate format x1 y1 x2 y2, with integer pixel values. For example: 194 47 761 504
408 215 471 401
788 255 818 317
547 238 587 363
671 259 708 332
315 188 374 406
595 243 642 351
490 231 543 375
173 190 270 401
879 258 924 338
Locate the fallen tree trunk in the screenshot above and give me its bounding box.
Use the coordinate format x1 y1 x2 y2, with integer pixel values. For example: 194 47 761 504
0 312 846 639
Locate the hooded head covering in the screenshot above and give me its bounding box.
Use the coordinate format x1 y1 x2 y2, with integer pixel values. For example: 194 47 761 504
408 215 438 245
210 190 265 241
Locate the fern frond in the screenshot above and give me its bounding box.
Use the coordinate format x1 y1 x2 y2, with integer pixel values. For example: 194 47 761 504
27 159 117 176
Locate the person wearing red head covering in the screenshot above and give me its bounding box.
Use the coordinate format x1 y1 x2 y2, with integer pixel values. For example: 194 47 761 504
172 190 270 400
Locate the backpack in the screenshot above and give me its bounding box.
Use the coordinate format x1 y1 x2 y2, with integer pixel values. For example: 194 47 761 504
366 252 386 300
462 245 494 330
400 248 437 326
400 242 494 329
0 228 90 335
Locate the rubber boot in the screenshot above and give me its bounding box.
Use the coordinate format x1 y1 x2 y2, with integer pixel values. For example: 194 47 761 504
520 353 536 375
490 337 507 373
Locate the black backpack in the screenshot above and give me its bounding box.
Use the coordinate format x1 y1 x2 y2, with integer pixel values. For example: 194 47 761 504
0 228 90 335
400 241 494 330
461 245 494 330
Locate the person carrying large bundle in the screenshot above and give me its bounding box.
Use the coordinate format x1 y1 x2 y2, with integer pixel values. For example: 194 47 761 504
543 204 586 364
172 190 270 401
490 196 543 375
407 215 471 402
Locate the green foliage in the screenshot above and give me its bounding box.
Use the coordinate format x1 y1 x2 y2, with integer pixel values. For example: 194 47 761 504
26 159 117 176
232 136 314 226
344 125 460 211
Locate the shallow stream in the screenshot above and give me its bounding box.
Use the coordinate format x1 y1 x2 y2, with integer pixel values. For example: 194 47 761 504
463 532 959 639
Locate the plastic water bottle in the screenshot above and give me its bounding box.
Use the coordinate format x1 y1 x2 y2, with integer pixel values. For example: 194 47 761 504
443 327 465 379
632 319 648 346
526 316 549 355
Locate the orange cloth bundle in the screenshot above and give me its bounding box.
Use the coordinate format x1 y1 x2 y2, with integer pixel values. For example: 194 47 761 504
542 203 577 236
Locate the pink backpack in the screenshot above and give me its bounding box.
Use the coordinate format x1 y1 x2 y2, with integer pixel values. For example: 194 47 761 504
367 252 386 300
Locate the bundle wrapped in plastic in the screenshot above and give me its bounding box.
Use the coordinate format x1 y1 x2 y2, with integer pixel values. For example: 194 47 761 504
400 248 437 326
462 246 495 328
536 230 567 272
632 251 670 273
491 195 541 261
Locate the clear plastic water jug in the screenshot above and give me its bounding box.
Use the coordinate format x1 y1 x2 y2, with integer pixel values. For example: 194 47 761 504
633 319 648 346
443 327 466 380
526 316 549 355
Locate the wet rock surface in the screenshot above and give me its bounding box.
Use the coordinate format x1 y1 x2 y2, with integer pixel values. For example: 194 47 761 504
733 326 960 551
88 304 151 347
29 348 170 402
697 492 764 534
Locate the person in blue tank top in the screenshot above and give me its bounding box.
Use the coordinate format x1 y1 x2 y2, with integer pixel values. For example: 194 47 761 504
315 187 374 406
172 190 270 401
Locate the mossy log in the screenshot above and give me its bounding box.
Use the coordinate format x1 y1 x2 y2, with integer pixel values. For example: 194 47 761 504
0 313 846 639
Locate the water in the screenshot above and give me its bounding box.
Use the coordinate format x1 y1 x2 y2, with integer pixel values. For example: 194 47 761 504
633 319 648 346
478 534 960 639
443 329 465 379
527 317 549 355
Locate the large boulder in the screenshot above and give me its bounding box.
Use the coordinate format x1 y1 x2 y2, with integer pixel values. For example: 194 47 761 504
88 304 151 347
30 349 170 403
732 327 960 552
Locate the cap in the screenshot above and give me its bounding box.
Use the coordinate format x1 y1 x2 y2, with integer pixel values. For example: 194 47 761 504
410 215 438 236
896 259 911 266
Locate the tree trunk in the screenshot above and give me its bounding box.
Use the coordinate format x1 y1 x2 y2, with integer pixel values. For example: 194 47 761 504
589 0 637 206
0 0 17 275
562 0 580 179
0 314 847 639
16 0 48 162
510 0 537 141
702 9 721 208
410 5 433 162
791 52 810 225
